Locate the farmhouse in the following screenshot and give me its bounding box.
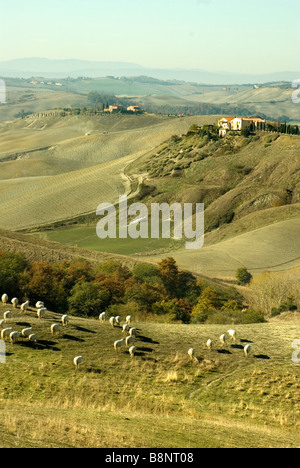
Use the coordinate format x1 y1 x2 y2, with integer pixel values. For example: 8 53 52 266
127 105 141 113
218 116 266 136
104 104 124 113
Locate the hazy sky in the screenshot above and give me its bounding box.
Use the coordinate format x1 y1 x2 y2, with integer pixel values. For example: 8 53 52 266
1 0 300 72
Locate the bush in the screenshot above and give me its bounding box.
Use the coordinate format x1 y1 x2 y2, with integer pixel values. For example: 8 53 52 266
236 267 253 285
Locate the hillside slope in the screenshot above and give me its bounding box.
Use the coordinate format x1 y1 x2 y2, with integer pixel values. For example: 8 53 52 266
0 113 218 230
126 131 300 277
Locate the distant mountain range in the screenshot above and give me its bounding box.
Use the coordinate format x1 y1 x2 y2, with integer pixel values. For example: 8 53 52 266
0 58 299 85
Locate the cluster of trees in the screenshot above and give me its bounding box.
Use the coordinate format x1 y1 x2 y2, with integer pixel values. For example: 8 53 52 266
266 122 300 135
2 250 297 323
0 251 252 324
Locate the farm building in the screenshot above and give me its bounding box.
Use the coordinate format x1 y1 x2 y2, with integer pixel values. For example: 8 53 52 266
218 116 266 135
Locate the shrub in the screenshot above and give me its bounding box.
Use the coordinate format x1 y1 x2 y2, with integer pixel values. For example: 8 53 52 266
236 267 253 285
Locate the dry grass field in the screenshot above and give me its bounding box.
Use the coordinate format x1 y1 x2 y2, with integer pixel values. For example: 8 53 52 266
0 302 299 448
0 113 219 231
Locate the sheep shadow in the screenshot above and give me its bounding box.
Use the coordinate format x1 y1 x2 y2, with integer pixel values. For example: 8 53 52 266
62 334 85 343
86 367 102 374
254 354 271 360
217 349 232 355
231 344 244 350
74 326 96 334
137 346 154 353
138 335 160 345
16 322 32 327
240 339 254 344
35 340 60 351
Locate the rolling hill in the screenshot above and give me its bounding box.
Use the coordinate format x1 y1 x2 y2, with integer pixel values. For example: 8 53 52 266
0 112 218 231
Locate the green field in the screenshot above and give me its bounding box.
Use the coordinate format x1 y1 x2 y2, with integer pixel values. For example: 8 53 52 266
33 224 183 256
0 302 299 448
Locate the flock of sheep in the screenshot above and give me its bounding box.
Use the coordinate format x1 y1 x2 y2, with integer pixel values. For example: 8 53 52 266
1 292 252 372
0 293 69 352
74 313 137 369
188 329 251 362
0 293 138 371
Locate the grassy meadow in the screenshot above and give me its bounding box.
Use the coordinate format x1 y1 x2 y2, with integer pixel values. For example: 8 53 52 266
0 302 300 448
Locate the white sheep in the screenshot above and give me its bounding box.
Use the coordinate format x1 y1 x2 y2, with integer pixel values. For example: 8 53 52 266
207 339 213 351
109 316 116 328
114 339 124 351
3 311 12 323
28 334 37 343
37 308 47 320
115 316 122 326
126 315 132 325
188 348 195 360
129 327 137 337
51 324 61 336
10 331 21 344
244 344 251 357
99 312 106 323
228 329 237 342
1 294 8 304
11 298 19 308
125 335 135 347
1 328 13 341
21 301 30 312
74 356 83 369
21 328 33 338
129 346 137 358
62 315 69 327
35 301 44 309
220 334 226 346
122 323 130 334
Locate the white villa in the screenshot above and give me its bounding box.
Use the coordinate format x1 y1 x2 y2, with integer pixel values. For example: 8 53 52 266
218 116 266 136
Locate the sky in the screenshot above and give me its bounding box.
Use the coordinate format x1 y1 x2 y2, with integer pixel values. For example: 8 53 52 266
1 0 300 73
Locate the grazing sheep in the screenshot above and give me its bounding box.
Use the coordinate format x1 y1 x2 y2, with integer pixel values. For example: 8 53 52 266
1 294 8 304
37 308 47 320
207 339 213 351
62 315 69 327
129 328 137 337
244 344 251 357
28 334 37 343
21 301 30 312
99 312 106 323
74 356 83 369
115 316 122 326
35 301 44 309
114 339 124 351
220 334 226 346
109 316 116 328
125 335 135 347
1 328 13 341
11 298 19 308
51 324 61 336
21 328 33 338
129 346 137 358
3 311 11 323
10 331 21 344
126 315 132 325
122 323 130 334
228 329 237 342
188 348 195 360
